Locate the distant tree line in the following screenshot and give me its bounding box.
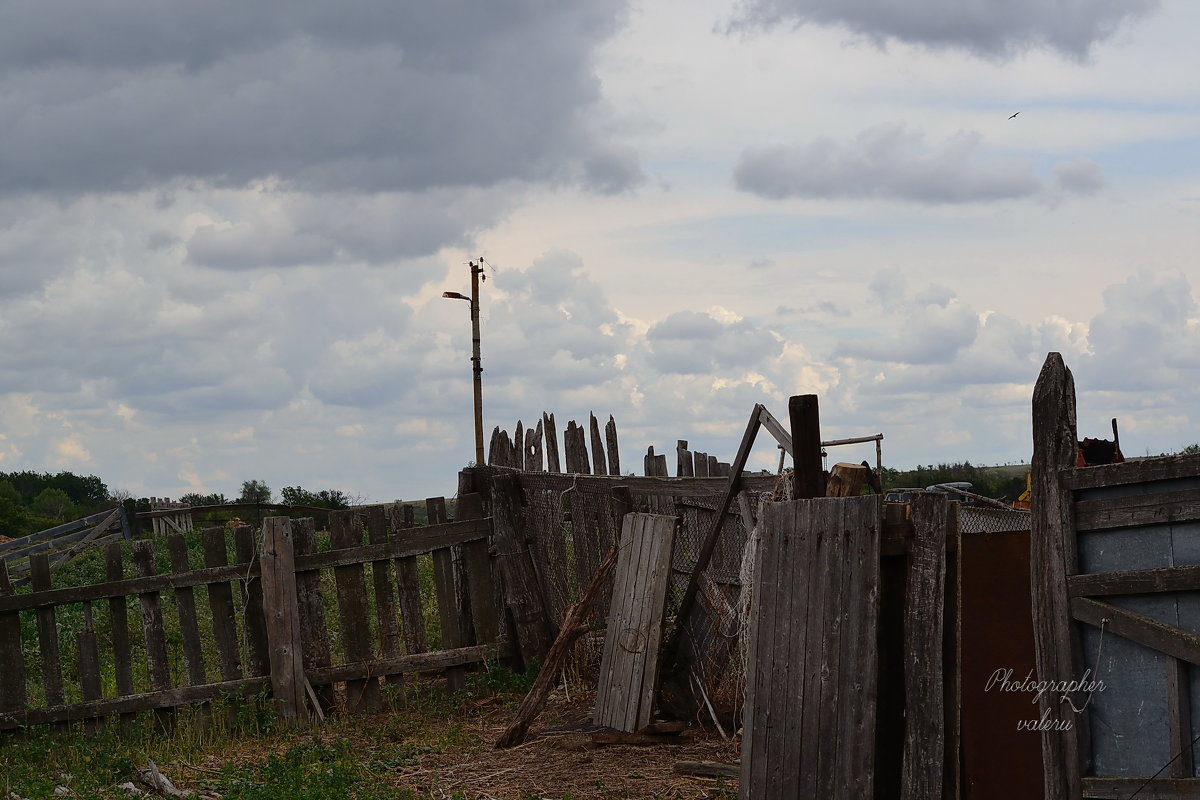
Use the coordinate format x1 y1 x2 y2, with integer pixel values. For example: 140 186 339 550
879 462 1028 502
0 473 355 539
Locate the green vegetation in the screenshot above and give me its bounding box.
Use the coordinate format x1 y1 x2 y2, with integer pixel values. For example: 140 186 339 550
880 461 1029 502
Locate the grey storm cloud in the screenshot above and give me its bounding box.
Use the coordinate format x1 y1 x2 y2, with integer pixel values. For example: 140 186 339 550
734 124 1042 204
0 1 638 197
727 0 1158 60
646 310 782 374
1054 157 1106 196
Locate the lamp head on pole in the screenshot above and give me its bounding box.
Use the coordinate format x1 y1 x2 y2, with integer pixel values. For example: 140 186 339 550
442 291 469 301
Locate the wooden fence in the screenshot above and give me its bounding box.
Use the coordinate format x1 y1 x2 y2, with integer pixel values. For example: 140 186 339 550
1032 353 1200 799
0 506 131 588
0 501 504 731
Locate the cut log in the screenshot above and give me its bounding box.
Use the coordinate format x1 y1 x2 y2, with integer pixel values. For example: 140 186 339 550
675 760 740 779
826 462 868 497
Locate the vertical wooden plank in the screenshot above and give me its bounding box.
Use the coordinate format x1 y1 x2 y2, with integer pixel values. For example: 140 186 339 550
132 539 173 731
166 534 207 687
490 473 552 669
644 445 656 477
605 415 620 476
1030 352 1084 800
105 542 135 732
292 517 333 714
393 504 428 656
796 501 831 799
514 420 525 471
234 526 270 678
526 422 542 473
789 394 824 499
902 493 948 800
817 500 853 795
543 412 561 473
0 562 27 716
677 440 693 478
590 413 608 476
848 496 883 797
694 451 709 478
429 496 467 690
708 455 720 477
1167 656 1195 777
366 507 403 699
576 422 592 475
329 509 379 712
943 501 962 800
30 554 65 711
594 513 645 729
201 528 242 683
458 493 500 645
260 516 307 723
76 601 103 734
488 425 501 466
633 516 675 730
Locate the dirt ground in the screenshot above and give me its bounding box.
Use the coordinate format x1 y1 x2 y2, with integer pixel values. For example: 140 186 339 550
402 692 740 799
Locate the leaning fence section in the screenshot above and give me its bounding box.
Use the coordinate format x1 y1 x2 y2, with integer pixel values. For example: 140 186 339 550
0 500 504 733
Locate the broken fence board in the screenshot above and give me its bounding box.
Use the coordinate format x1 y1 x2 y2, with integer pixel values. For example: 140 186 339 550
593 513 676 733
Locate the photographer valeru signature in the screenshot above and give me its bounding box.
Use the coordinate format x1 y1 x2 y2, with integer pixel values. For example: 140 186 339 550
985 668 1106 731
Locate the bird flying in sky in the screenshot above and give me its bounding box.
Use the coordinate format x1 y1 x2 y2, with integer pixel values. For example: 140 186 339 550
1009 111 1020 119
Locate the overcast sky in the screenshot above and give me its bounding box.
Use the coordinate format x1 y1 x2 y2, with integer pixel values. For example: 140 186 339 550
1 0 1197 503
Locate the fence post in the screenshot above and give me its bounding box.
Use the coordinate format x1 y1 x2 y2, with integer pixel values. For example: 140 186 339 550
260 516 308 723
490 473 552 669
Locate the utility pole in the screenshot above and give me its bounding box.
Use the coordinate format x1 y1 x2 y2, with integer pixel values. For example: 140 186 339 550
469 260 485 466
443 260 486 466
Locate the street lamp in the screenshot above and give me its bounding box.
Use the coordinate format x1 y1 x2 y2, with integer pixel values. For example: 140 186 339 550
442 260 485 466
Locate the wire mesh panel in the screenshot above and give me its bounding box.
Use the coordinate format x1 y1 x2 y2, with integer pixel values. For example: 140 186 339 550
958 505 1030 534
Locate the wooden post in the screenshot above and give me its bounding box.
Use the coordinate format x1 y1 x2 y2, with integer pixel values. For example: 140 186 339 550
790 394 824 499
106 541 136 732
260 517 308 723
429 497 467 691
902 493 948 800
527 421 543 472
133 539 173 732
330 510 380 712
590 413 608 476
514 421 525 471
0 562 27 716
490 473 552 669
1030 353 1084 800
366 507 403 699
606 415 620 476
543 412 561 473
677 440 693 477
292 518 334 714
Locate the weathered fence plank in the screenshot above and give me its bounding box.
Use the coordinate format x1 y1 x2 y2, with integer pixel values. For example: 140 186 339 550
590 413 608 476
234 526 270 678
1030 353 1084 800
76 602 104 734
330 510 379 712
292 517 333 713
133 539 173 731
741 496 881 800
260 517 307 722
0 562 27 714
30 554 65 711
593 514 676 732
901 493 948 800
490 473 552 668
366 507 403 698
429 496 466 691
105 541 136 731
201 528 242 684
458 493 500 646
394 505 429 657
605 415 620 476
167 534 207 688
544 412 561 473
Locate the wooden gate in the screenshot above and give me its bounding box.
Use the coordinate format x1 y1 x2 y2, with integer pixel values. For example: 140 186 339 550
1032 353 1200 798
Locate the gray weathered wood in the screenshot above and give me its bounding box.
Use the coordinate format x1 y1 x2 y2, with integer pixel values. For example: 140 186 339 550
677 440 693 477
543 412 561 473
309 643 507 686
495 470 777 498
590 413 608 476
329 510 379 712
428 496 466 691
1072 596 1200 665
393 506 429 656
1061 453 1200 490
76 602 104 734
167 534 207 687
133 539 173 730
1030 352 1084 800
30 554 65 711
789 394 823 499
902 493 948 800
1074 488 1200 532
105 542 135 730
594 514 676 732
234 525 270 677
201 529 242 683
259 517 308 722
490 473 552 668
291 517 333 713
606 415 620 476
1068 565 1200 597
694 451 709 478
1081 777 1200 798
458 493 500 645
365 507 403 698
0 562 27 714
525 422 540 472
514 420 525 471
741 496 881 800
0 677 269 731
